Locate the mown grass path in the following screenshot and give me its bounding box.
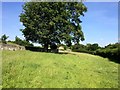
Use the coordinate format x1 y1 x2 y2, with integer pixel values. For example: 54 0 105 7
2 50 118 88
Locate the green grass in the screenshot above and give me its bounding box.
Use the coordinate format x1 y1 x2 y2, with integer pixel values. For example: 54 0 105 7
2 50 118 88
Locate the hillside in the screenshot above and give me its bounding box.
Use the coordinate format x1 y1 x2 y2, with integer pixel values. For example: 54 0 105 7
2 50 118 88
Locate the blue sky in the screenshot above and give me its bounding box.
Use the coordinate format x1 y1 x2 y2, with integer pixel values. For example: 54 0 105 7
1 2 118 47
81 2 118 46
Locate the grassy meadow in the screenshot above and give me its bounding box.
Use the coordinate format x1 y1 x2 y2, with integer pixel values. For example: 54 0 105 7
2 50 118 88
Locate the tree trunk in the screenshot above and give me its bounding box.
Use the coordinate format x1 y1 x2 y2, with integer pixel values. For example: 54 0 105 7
44 43 48 52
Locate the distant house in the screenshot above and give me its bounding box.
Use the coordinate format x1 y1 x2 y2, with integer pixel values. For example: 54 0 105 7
58 46 64 51
58 46 71 53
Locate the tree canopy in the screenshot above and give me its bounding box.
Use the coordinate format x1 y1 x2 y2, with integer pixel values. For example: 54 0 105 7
20 2 87 51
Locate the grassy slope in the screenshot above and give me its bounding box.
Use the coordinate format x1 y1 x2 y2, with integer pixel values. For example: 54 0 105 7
2 50 118 88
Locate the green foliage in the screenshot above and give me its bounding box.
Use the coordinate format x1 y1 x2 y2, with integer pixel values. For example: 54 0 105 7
71 43 100 52
8 40 15 43
105 43 119 49
71 43 95 54
72 44 86 51
0 34 9 44
95 43 120 63
63 45 67 50
71 43 119 63
3 50 118 88
50 42 57 50
20 2 87 51
14 36 33 46
86 43 100 51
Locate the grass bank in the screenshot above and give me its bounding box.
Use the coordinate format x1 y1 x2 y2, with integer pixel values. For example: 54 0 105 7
2 50 118 88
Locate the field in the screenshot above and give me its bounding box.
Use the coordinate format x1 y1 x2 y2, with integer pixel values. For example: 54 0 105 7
2 50 118 88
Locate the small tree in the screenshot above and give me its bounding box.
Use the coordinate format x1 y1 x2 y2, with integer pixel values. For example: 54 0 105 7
15 36 33 46
1 34 9 44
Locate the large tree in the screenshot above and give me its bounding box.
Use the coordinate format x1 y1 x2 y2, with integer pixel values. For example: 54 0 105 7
20 2 87 51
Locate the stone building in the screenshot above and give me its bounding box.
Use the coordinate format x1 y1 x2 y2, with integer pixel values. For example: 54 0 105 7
0 44 25 51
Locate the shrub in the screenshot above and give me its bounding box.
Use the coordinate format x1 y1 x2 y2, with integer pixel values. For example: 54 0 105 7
15 36 33 46
95 47 119 63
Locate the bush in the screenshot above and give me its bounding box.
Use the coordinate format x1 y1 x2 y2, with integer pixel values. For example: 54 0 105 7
95 47 119 63
25 46 58 53
71 43 120 63
71 44 95 54
15 36 33 46
25 46 44 52
50 43 57 50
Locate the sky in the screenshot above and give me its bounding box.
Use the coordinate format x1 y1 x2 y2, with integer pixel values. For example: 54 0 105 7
81 2 118 46
1 2 119 47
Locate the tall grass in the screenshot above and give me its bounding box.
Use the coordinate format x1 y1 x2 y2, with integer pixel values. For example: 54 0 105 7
2 50 118 88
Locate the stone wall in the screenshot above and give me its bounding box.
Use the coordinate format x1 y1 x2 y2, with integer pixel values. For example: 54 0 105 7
0 44 25 51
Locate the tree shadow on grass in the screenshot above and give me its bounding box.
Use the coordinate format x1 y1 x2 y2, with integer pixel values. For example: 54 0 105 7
25 48 69 55
56 52 69 54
